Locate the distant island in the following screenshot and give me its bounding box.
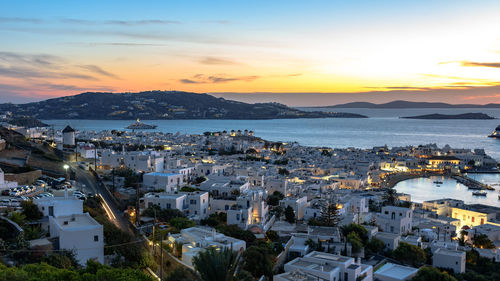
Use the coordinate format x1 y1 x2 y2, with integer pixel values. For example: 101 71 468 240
308 100 500 109
0 91 367 120
401 113 496 120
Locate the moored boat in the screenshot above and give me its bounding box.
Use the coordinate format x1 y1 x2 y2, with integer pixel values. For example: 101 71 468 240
126 119 158 130
472 191 487 196
488 125 500 138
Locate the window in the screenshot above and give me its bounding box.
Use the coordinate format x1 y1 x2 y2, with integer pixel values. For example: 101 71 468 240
236 214 240 221
391 212 395 220
166 203 171 208
399 213 402 216
472 217 475 223
94 235 99 242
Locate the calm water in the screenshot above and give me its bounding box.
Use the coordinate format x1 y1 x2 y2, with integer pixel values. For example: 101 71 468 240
43 108 500 160
394 174 500 207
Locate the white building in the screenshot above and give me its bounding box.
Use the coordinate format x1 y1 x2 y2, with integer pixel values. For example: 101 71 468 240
284 251 373 281
280 196 308 220
376 206 413 234
34 196 83 217
227 188 271 231
49 213 104 265
100 149 164 172
143 172 185 192
139 191 209 220
167 227 246 267
433 248 466 274
375 232 400 251
374 263 418 281
76 142 96 159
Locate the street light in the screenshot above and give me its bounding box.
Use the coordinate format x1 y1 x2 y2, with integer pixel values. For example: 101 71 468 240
63 164 70 180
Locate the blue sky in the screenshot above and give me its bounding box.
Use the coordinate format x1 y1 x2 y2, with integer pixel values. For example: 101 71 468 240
1 0 500 105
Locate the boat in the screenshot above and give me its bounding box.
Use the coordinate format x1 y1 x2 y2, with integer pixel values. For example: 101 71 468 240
472 191 487 196
433 180 443 184
126 119 157 130
488 125 500 138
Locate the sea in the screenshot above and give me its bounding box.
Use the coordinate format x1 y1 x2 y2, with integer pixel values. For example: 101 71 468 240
43 107 500 160
43 107 500 206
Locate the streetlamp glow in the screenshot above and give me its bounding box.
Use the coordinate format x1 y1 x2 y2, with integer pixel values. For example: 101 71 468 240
63 164 70 181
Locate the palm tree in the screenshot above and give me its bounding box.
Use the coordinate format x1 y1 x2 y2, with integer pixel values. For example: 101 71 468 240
193 247 240 281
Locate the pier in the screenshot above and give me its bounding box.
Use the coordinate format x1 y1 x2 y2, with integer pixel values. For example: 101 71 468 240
452 174 494 190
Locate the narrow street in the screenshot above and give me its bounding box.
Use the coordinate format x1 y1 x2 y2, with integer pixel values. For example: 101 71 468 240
70 163 131 233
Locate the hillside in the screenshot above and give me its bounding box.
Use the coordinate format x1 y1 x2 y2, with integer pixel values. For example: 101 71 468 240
0 91 367 120
401 113 496 120
310 100 500 109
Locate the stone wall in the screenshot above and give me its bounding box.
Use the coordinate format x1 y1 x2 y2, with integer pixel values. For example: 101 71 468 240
4 169 42 185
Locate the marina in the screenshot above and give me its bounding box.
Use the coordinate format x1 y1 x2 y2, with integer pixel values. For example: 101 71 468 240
394 174 500 207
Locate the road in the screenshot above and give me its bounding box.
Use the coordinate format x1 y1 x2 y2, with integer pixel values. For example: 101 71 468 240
70 163 131 233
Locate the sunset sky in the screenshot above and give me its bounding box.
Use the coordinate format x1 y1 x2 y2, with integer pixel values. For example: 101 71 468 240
1 0 500 106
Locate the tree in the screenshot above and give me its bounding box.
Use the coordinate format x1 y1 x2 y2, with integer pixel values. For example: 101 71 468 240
393 242 427 267
284 205 296 223
21 201 43 221
347 232 363 253
340 223 368 243
216 225 256 245
169 217 195 230
383 188 398 206
410 266 457 281
193 247 239 281
320 200 340 227
267 191 284 206
305 238 322 251
241 245 274 279
9 212 26 226
278 168 289 175
366 238 385 255
266 230 280 242
473 234 495 249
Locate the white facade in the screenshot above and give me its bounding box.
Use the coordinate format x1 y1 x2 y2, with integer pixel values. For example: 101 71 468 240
49 213 104 265
167 227 246 267
280 196 308 220
433 248 466 274
100 149 164 172
377 206 413 234
375 232 400 251
34 197 83 217
76 142 96 159
139 191 209 220
143 172 185 192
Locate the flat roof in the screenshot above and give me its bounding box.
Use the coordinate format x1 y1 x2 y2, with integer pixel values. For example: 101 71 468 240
435 248 466 257
375 232 401 239
52 213 101 230
306 251 353 263
274 270 318 281
145 172 182 177
289 258 337 272
375 263 418 279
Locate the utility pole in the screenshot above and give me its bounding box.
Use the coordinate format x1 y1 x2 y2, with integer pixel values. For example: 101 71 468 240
160 233 163 280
